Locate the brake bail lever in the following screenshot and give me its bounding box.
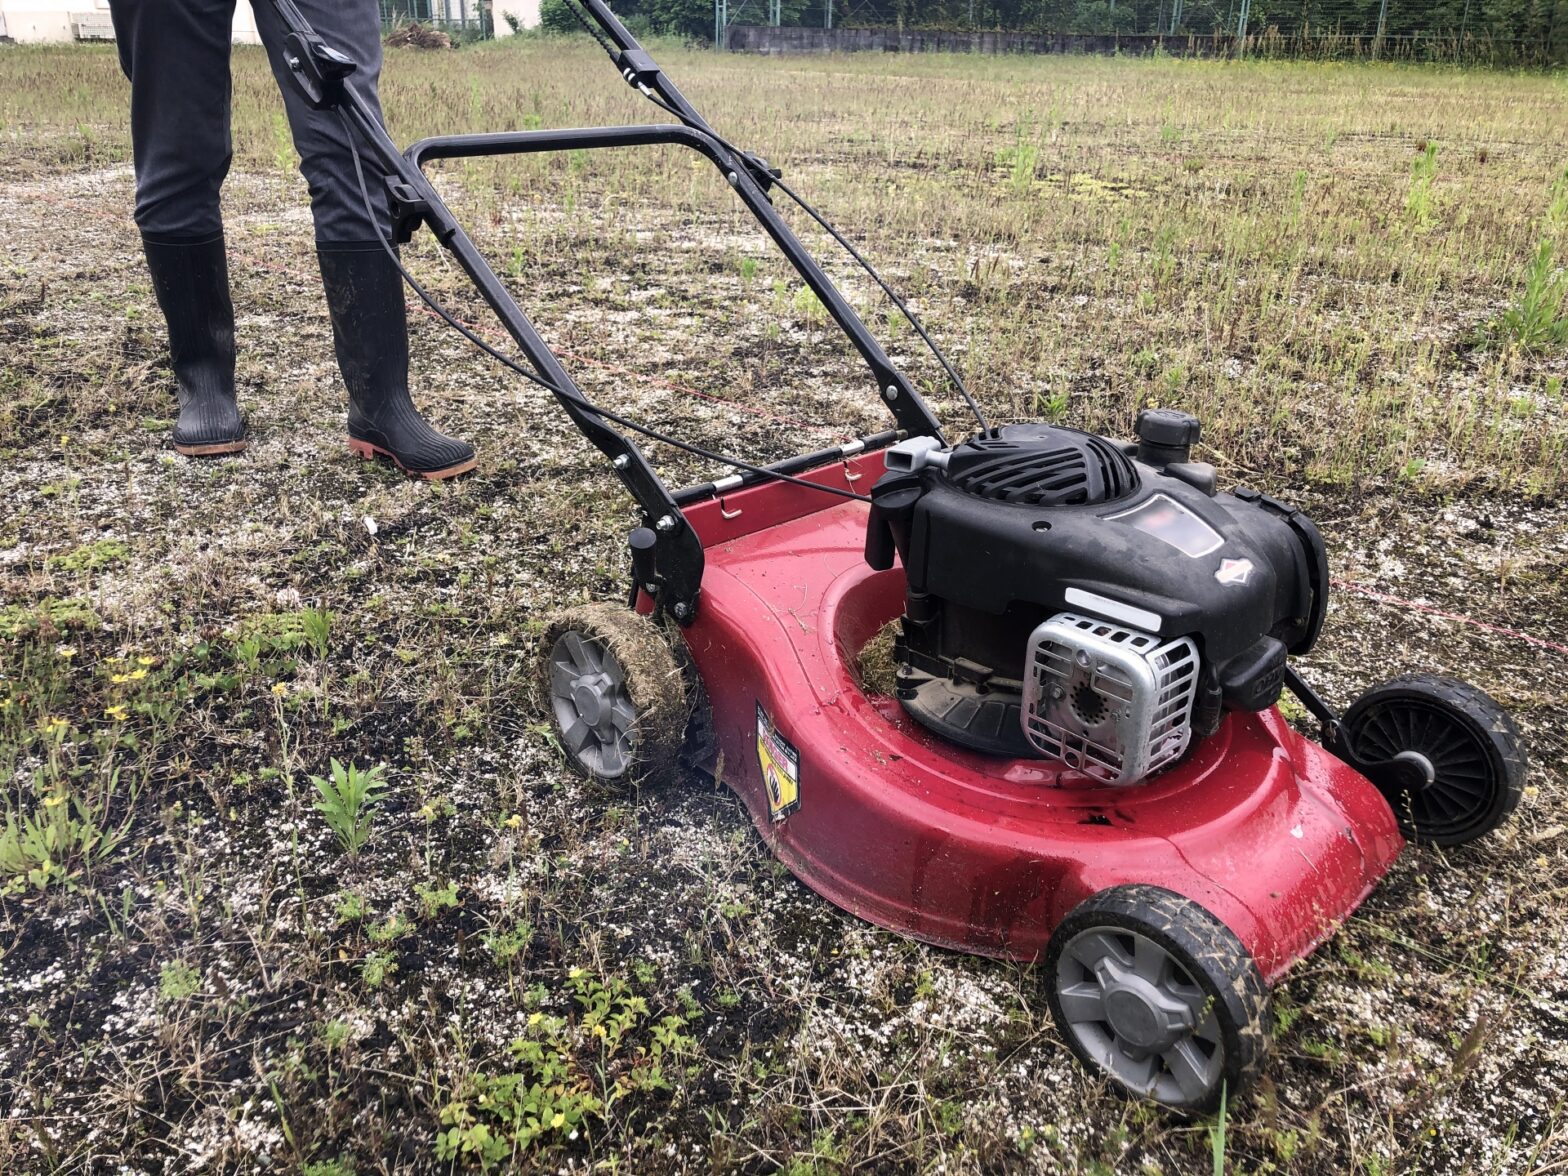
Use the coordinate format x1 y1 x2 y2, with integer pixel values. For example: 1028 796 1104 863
282 32 357 111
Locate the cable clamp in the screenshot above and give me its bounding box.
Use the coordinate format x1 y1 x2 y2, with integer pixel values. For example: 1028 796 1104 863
616 49 662 88
740 151 783 194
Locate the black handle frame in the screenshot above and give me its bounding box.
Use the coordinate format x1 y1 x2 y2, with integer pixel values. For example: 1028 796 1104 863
268 0 943 621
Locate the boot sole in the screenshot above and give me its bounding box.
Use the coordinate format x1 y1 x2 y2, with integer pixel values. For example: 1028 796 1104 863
174 439 248 457
349 437 477 481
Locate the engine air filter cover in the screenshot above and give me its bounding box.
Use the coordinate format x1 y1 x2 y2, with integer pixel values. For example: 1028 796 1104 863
1022 612 1200 785
944 424 1139 507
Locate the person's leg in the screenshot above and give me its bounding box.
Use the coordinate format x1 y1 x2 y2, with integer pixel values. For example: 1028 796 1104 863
251 0 475 480
108 0 246 456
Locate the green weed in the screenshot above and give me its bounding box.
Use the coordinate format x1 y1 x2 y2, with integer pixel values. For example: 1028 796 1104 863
310 759 389 857
1490 239 1568 353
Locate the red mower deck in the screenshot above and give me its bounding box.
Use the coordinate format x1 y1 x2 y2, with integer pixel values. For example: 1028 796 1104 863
665 459 1404 982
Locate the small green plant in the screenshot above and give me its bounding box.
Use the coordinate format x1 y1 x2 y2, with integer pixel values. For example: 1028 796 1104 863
436 969 696 1168
483 919 534 969
46 538 129 574
1 779 127 895
1209 1081 1228 1175
310 759 388 857
270 110 297 175
995 112 1038 192
368 914 412 944
362 949 397 989
1405 141 1439 230
415 880 460 920
334 890 368 924
1490 239 1568 353
299 606 332 660
1548 165 1568 231
360 953 398 990
791 285 826 324
158 959 201 1003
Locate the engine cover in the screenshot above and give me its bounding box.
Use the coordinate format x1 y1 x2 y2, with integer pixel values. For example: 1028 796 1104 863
865 416 1329 777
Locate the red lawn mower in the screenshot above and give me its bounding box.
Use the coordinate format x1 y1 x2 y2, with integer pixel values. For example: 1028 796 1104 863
272 0 1526 1109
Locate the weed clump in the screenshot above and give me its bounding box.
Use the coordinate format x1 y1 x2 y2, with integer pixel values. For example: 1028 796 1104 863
1488 239 1568 354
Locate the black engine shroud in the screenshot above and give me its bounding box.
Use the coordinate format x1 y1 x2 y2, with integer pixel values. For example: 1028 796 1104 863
864 415 1329 761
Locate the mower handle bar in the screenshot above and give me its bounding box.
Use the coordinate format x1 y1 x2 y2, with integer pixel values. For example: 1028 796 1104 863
265 0 940 622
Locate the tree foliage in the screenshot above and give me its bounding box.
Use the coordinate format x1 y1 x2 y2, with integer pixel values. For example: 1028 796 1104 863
574 0 1568 54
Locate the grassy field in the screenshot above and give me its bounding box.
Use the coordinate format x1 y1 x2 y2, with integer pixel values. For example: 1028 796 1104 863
1 34 1566 1175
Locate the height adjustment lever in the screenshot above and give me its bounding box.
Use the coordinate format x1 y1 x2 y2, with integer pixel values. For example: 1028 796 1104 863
281 31 357 110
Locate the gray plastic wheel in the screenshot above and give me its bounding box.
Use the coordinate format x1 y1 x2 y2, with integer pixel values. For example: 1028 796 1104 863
1045 885 1269 1113
540 605 688 784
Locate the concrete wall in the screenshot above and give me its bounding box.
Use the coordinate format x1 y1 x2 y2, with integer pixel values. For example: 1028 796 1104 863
494 0 540 33
0 0 261 43
726 26 1236 57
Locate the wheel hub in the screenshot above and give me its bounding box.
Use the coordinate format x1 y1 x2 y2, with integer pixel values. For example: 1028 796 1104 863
548 630 635 779
570 672 614 728
1390 749 1437 791
1097 956 1194 1055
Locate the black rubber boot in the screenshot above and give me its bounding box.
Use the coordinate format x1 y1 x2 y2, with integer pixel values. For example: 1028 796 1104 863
316 245 476 480
141 235 247 456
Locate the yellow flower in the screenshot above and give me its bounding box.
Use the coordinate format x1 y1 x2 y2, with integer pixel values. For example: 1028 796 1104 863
504 814 523 830
56 645 77 660
127 668 148 682
105 704 129 722
527 1012 543 1026
59 433 69 446
136 656 156 667
43 794 67 808
110 673 130 685
270 683 288 697
591 1024 607 1038
550 1112 566 1129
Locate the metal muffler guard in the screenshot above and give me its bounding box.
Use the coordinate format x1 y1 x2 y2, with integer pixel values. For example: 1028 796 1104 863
1022 612 1200 785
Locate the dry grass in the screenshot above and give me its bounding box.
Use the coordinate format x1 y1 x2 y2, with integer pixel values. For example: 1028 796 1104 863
0 35 1566 1175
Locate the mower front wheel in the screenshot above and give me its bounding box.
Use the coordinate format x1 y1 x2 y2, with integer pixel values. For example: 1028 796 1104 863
1332 673 1525 847
1045 885 1269 1113
540 604 689 785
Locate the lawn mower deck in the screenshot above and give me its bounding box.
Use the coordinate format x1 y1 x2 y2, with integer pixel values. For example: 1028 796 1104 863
269 0 1526 1112
668 462 1405 983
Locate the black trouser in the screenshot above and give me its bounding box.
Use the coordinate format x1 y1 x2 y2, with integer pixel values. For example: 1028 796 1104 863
108 0 391 246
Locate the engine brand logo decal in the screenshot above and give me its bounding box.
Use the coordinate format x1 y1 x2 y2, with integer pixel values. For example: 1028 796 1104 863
756 703 800 821
1215 558 1254 586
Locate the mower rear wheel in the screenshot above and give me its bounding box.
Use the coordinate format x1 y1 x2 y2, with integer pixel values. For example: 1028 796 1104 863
540 604 689 784
1332 673 1525 847
1045 885 1269 1113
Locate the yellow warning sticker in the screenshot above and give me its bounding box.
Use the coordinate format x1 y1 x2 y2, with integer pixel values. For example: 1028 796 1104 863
756 702 800 821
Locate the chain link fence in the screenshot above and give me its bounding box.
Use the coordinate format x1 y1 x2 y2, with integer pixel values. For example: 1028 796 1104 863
380 0 496 41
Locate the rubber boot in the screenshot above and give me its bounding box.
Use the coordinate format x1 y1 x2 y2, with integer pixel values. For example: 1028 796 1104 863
141 236 247 456
316 245 477 480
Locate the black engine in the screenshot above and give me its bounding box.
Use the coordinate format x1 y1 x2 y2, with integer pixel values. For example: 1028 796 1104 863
865 410 1328 783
